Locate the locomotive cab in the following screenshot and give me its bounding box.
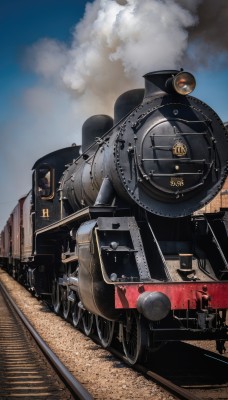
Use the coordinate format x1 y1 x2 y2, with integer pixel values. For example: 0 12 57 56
33 145 80 231
23 146 81 296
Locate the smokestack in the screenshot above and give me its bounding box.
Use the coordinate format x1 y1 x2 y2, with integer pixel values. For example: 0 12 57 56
143 70 179 98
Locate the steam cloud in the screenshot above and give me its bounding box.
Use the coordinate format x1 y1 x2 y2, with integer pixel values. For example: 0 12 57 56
26 0 197 120
25 0 228 123
1 0 228 228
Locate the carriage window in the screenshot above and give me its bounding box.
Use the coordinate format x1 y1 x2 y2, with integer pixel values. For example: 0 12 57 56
37 166 53 198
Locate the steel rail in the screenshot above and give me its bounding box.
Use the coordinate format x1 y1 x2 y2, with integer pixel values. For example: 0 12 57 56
0 281 93 400
109 346 201 400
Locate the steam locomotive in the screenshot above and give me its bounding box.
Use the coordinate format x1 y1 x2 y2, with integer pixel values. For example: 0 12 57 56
1 70 228 364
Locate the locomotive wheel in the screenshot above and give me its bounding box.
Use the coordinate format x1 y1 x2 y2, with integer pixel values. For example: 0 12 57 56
95 316 115 348
121 310 147 365
82 311 94 336
71 299 82 328
61 287 70 320
52 279 61 314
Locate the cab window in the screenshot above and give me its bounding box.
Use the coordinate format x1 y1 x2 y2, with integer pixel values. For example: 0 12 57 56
37 166 53 198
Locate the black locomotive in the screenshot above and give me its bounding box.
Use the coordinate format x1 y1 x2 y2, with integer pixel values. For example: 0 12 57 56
1 70 228 364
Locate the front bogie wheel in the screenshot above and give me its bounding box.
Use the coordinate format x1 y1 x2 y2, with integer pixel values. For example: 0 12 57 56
121 310 148 365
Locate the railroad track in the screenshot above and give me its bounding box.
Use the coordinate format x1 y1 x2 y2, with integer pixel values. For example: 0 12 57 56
1 271 227 400
0 281 93 400
133 342 228 400
176 343 228 400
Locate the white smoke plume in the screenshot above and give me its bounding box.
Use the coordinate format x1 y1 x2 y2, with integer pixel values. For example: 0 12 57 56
26 0 198 121
25 0 228 122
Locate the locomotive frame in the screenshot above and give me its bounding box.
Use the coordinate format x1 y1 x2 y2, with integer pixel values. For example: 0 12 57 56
1 70 228 364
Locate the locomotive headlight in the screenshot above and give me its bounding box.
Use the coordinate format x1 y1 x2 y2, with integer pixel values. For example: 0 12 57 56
173 72 196 95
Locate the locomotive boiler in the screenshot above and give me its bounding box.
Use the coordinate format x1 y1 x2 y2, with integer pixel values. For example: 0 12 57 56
1 69 228 364
61 70 228 217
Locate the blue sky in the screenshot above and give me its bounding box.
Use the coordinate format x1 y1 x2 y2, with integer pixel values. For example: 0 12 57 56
0 0 228 230
0 0 89 122
0 0 90 228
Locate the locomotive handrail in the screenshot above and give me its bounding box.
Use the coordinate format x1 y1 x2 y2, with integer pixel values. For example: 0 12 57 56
131 111 212 132
134 144 213 197
205 216 228 270
101 245 137 253
35 207 91 235
142 158 206 162
149 172 204 176
150 132 208 137
145 212 172 281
